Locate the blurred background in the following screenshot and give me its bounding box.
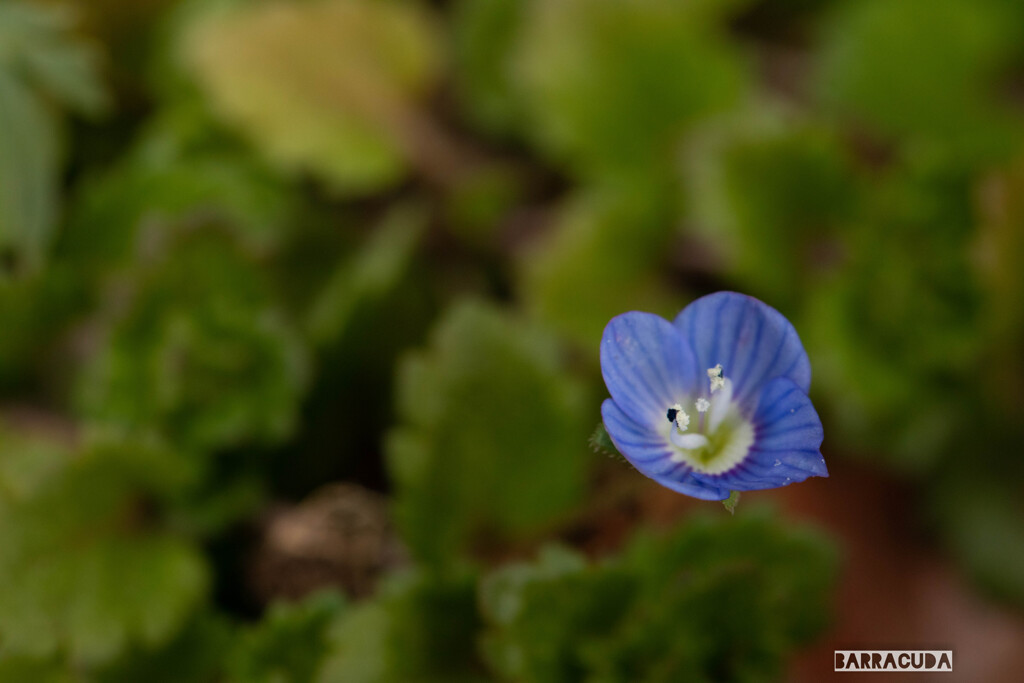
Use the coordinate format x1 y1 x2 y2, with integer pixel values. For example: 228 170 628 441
1 0 1023 680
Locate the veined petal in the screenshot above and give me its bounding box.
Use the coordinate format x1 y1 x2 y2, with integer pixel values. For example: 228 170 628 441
601 399 674 471
690 377 825 490
602 400 730 501
651 470 732 501
600 312 699 428
673 292 810 409
751 377 826 474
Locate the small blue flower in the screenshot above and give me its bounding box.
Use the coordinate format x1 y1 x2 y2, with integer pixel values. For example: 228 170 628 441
600 292 827 500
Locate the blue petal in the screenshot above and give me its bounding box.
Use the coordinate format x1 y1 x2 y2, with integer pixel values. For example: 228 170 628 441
600 312 700 428
602 400 731 501
672 292 811 409
601 399 674 472
652 470 732 501
694 377 826 490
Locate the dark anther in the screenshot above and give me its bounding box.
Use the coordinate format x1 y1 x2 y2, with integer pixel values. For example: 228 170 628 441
666 408 678 423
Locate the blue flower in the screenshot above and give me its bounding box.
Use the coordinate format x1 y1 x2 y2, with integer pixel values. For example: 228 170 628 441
600 292 827 500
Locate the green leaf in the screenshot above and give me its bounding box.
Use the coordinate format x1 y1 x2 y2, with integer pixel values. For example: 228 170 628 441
684 111 857 307
0 3 107 114
316 571 486 683
95 610 233 683
519 185 678 348
183 0 441 194
480 513 838 683
227 592 347 683
479 546 635 683
0 70 59 273
816 0 1017 158
513 0 747 179
0 432 208 665
75 230 309 453
590 514 838 683
0 2 107 273
63 101 296 274
388 301 591 568
803 158 983 470
315 601 389 683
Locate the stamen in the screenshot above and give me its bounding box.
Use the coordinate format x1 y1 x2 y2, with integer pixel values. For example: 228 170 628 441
707 364 725 393
666 403 689 432
664 369 750 474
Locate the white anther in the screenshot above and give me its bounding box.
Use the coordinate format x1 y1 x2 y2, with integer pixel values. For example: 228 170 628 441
695 397 710 413
707 364 725 393
667 403 689 432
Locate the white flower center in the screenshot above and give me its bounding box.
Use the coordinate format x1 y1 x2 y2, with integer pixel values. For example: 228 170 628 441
664 366 754 475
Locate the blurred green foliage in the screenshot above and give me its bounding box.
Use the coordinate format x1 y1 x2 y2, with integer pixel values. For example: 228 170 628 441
514 0 748 181
480 514 837 683
64 101 295 268
2 0 1024 678
685 111 858 308
806 158 983 468
520 183 679 348
317 570 485 683
226 592 346 683
0 2 106 274
0 427 206 665
183 0 441 194
388 301 590 569
75 228 308 453
450 0 525 137
816 0 1018 158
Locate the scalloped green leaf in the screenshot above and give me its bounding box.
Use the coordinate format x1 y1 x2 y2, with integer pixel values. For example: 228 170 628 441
183 0 441 194
480 514 838 683
0 434 208 665
387 301 591 567
227 592 347 683
75 230 309 452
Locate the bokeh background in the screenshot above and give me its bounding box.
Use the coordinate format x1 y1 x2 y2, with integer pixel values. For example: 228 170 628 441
1 0 1023 680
